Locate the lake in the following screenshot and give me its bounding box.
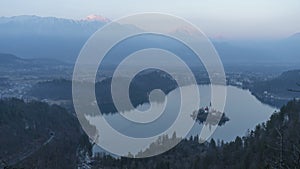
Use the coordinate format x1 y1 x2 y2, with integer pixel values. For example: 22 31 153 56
92 85 277 155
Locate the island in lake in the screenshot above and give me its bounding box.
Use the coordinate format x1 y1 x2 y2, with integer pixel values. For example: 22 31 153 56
191 104 230 126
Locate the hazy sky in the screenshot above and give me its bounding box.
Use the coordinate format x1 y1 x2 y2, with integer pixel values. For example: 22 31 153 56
1 0 300 39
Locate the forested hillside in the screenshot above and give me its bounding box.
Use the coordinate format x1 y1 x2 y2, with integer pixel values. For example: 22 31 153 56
91 99 300 169
250 69 300 107
0 98 91 169
27 70 178 113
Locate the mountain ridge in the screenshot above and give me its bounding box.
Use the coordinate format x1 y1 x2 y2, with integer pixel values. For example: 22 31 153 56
0 15 300 64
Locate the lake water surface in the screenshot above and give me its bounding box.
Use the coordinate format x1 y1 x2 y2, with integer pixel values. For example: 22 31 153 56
92 85 277 155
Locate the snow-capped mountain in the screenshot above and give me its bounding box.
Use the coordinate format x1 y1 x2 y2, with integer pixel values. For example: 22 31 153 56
0 15 108 35
0 15 108 62
0 15 300 65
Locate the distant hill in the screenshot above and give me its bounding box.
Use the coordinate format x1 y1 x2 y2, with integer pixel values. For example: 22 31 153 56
213 34 300 64
250 69 300 107
27 70 178 114
0 53 19 63
0 53 67 69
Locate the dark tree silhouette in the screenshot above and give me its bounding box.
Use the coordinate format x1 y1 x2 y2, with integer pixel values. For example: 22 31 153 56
90 99 300 169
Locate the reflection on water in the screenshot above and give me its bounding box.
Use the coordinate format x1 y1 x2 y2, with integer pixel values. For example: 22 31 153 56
92 85 277 155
